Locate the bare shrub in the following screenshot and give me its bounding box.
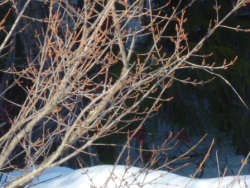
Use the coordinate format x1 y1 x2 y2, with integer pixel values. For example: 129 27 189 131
0 0 249 187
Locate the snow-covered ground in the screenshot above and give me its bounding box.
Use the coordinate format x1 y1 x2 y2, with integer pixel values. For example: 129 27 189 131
1 113 249 187
1 164 250 188
1 136 249 188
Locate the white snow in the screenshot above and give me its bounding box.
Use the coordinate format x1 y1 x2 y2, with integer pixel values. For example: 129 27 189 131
1 117 249 188
1 165 249 188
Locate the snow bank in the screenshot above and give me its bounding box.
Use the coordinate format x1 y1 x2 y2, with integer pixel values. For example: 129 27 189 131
2 165 248 188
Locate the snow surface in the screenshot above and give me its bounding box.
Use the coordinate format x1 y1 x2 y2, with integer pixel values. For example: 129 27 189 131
1 165 250 188
1 114 249 188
